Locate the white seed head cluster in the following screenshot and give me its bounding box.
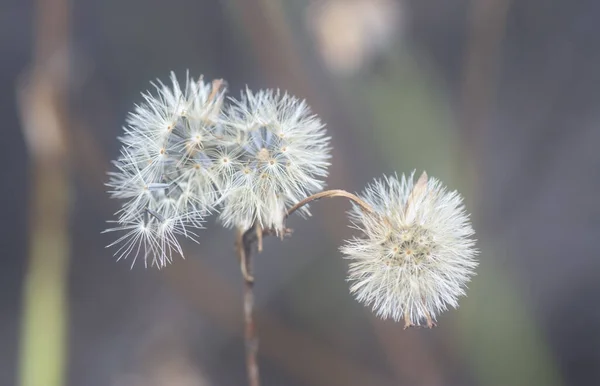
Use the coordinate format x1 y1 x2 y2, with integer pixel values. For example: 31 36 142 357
341 172 478 327
218 89 331 233
105 73 330 267
105 72 478 327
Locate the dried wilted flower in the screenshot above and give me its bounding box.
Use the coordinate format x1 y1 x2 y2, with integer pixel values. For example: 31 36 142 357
218 89 331 233
341 172 477 327
106 72 228 267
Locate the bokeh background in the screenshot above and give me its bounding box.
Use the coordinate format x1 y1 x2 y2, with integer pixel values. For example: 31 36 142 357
2 0 599 385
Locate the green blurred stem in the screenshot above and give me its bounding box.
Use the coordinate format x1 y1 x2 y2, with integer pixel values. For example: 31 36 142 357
20 0 71 381
20 161 70 386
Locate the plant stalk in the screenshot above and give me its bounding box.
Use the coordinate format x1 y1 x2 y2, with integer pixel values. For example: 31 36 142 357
237 227 260 386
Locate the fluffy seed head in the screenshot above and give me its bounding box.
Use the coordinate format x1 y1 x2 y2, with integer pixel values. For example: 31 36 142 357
341 171 478 327
106 72 227 267
219 89 331 232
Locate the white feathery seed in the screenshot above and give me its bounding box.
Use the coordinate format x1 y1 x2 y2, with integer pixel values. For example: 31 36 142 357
106 72 226 267
341 171 478 327
218 89 331 232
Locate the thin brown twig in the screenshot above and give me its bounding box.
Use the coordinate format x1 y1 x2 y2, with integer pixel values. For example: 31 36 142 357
286 189 374 218
236 228 253 283
237 226 261 386
165 257 394 386
234 189 374 386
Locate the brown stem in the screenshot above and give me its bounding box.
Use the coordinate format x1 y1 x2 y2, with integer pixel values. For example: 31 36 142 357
286 189 374 218
234 189 372 386
237 227 261 386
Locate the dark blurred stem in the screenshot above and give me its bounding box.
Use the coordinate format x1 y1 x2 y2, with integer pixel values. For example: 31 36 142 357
286 189 375 217
237 228 260 386
460 0 512 190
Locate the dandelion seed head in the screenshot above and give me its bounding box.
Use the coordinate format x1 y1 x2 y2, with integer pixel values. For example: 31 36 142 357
341 171 478 326
106 72 225 266
219 89 331 232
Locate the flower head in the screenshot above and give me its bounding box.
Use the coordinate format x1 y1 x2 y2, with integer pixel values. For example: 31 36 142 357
219 89 331 232
106 72 228 267
341 171 477 327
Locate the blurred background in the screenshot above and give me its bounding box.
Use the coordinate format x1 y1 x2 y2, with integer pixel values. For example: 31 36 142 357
2 0 599 385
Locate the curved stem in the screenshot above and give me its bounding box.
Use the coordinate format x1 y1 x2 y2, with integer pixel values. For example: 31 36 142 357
234 189 373 386
236 228 260 386
286 189 374 217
